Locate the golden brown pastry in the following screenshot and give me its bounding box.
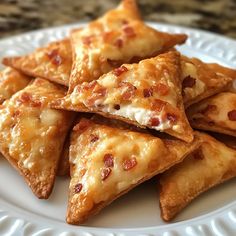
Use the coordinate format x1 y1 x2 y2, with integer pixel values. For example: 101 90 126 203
0 67 30 104
2 39 72 86
68 0 187 91
159 132 236 221
0 78 74 198
181 56 232 107
187 92 236 137
67 118 201 224
52 51 193 142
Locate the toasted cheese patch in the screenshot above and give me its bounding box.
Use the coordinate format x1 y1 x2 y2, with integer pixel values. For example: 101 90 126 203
0 67 30 104
68 0 187 90
0 78 74 198
2 39 72 86
187 92 236 137
57 51 193 142
66 118 201 224
181 56 232 107
159 132 236 221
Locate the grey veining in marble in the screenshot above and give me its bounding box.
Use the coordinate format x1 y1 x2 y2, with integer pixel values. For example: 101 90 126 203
0 0 235 39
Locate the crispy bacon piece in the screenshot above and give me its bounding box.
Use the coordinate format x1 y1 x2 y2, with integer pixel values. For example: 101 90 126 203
123 26 136 38
151 99 166 112
101 167 112 181
47 49 62 66
119 82 137 101
228 110 236 121
149 117 160 126
74 183 83 193
114 38 123 48
166 113 177 123
103 153 114 167
154 83 169 96
113 66 128 76
182 76 196 89
123 157 137 171
200 104 217 115
143 88 153 98
90 134 99 143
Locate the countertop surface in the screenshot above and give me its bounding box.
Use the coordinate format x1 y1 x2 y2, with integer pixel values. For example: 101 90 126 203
0 0 235 39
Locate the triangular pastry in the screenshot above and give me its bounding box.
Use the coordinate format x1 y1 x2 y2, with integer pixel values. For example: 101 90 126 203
187 92 236 137
53 51 193 142
207 63 236 93
0 78 74 198
2 39 72 86
181 56 232 107
68 0 187 90
66 118 201 224
208 132 236 150
0 67 30 104
159 132 236 221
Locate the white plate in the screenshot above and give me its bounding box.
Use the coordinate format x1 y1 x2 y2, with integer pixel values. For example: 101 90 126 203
0 22 236 236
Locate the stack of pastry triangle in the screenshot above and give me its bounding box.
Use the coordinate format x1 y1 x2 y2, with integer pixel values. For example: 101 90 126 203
0 0 236 227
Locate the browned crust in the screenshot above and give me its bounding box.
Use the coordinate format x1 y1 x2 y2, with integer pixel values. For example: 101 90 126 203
0 147 55 199
3 56 69 87
190 122 236 138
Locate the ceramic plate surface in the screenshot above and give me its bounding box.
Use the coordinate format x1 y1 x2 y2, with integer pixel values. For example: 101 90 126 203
0 22 236 236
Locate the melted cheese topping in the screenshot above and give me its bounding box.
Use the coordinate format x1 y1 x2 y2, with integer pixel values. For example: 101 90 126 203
0 67 30 104
69 120 169 213
70 52 185 134
0 79 71 180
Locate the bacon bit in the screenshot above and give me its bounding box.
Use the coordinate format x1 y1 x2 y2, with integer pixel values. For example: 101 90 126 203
103 153 114 167
151 99 166 112
149 117 160 126
114 38 123 48
107 59 122 67
143 88 153 98
114 104 120 110
101 167 111 181
74 183 83 193
193 149 204 160
166 113 177 123
90 134 99 143
228 110 236 121
18 93 41 107
19 92 31 103
182 76 196 89
82 36 92 46
119 82 137 101
73 119 91 132
123 26 136 38
47 49 62 66
200 104 217 115
123 157 137 171
154 83 169 96
112 66 128 76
